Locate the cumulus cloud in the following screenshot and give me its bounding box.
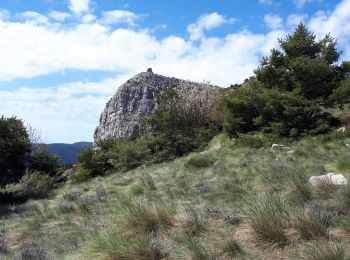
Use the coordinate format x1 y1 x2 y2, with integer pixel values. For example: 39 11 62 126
68 0 90 14
1 0 350 142
187 12 236 41
48 11 71 22
287 14 308 28
0 76 129 143
264 14 283 30
101 10 140 26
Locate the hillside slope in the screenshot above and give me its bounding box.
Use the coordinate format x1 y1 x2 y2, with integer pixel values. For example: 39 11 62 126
1 132 350 259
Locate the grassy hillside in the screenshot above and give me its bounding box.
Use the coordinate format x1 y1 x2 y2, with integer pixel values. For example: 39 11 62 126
1 131 350 259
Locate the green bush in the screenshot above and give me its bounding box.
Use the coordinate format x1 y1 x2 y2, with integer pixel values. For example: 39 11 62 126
18 171 53 198
0 116 31 186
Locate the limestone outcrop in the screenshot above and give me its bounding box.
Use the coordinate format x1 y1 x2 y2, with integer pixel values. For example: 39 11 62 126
94 69 220 143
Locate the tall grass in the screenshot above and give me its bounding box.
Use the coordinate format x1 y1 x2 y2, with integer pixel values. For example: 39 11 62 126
300 241 348 260
116 198 176 234
90 232 167 260
243 193 289 245
292 208 329 240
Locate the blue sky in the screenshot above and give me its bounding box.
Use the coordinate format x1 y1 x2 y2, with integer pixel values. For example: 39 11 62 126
0 0 348 143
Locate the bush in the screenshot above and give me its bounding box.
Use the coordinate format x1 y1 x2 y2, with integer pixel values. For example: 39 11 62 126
18 171 53 198
0 116 31 186
243 193 289 245
28 145 60 176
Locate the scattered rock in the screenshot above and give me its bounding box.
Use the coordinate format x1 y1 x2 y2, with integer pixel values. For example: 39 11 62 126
309 173 348 186
286 150 296 160
95 187 107 202
198 185 210 193
239 160 248 168
338 126 346 132
271 143 289 151
205 207 222 214
225 211 242 225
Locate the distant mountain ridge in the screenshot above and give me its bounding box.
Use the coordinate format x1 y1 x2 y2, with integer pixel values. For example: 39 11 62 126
47 142 93 164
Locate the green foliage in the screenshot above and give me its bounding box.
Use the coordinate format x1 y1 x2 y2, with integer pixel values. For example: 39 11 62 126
255 24 349 102
18 171 53 198
0 116 31 186
223 82 337 137
28 145 60 176
222 24 348 138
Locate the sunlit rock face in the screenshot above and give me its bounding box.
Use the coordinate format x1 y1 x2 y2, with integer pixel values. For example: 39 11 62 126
94 69 220 143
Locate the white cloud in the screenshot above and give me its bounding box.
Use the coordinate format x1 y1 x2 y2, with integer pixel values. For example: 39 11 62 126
101 10 140 26
307 0 350 59
264 14 283 30
294 0 320 9
187 12 236 41
48 11 71 22
0 76 129 143
287 14 308 28
20 11 49 25
259 0 273 4
68 0 90 14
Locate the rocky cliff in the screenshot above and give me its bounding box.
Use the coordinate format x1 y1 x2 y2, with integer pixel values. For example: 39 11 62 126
94 69 220 143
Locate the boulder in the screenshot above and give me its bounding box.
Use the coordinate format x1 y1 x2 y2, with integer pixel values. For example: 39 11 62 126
309 173 348 186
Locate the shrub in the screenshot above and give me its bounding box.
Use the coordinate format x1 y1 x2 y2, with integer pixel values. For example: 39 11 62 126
234 134 264 148
18 171 53 198
185 155 215 169
243 193 289 245
0 116 31 186
300 241 348 260
116 198 176 234
28 144 60 176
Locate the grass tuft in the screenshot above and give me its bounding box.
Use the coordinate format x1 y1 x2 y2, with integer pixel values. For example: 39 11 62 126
116 198 176 234
300 241 348 260
243 193 289 245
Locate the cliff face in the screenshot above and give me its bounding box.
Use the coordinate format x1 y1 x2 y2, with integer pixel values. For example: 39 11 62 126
94 69 219 143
